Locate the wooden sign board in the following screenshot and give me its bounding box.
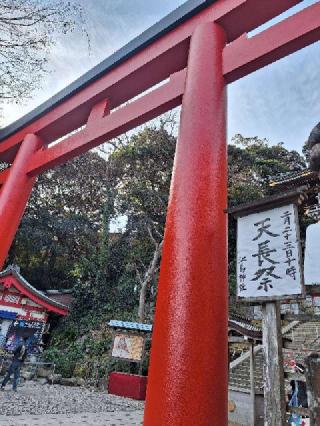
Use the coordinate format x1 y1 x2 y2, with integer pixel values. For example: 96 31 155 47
111 333 145 362
237 204 303 302
305 354 320 425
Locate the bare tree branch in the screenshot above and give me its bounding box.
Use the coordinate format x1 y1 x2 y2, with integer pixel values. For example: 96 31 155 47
0 0 88 117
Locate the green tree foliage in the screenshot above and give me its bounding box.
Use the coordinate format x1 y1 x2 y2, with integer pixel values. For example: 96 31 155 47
37 127 306 376
8 151 110 290
9 125 306 330
68 122 177 328
107 123 176 321
110 124 176 228
229 134 305 206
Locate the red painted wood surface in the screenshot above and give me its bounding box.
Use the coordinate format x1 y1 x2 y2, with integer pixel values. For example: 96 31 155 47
0 299 48 322
0 293 43 312
0 1 318 425
0 0 303 163
223 1 320 83
144 22 228 425
27 70 186 176
0 2 317 179
108 372 147 400
0 275 68 316
0 134 42 269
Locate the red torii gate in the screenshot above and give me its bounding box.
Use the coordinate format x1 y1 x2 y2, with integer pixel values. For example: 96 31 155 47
0 0 319 424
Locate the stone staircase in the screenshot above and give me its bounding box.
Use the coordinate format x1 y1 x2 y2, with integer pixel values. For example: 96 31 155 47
284 320 320 351
229 318 320 392
283 319 320 373
229 347 264 393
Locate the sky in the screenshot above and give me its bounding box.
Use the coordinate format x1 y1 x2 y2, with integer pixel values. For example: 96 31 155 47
2 0 320 153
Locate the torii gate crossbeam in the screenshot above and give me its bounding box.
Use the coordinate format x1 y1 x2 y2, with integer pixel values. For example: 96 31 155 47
0 0 319 424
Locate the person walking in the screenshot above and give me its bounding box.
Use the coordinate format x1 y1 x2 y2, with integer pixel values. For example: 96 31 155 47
1 337 28 391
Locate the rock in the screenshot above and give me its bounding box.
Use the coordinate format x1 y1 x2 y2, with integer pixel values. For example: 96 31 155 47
36 367 51 379
60 377 78 387
76 378 86 387
38 378 48 385
47 373 62 384
21 371 35 381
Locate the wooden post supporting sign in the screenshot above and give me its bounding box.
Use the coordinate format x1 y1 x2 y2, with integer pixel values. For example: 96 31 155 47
305 353 320 426
262 302 286 426
249 342 256 426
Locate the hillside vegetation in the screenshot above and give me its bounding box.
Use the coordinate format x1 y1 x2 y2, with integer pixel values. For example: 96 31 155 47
7 120 307 378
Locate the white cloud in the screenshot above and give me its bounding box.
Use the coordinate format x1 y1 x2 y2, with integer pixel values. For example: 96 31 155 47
2 0 320 154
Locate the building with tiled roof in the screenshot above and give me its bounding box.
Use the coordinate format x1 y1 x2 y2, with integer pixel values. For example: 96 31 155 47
0 265 70 353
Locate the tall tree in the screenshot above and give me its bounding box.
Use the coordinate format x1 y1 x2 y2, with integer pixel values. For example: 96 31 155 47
0 0 86 108
98 129 307 319
8 151 110 290
107 122 176 321
8 122 307 323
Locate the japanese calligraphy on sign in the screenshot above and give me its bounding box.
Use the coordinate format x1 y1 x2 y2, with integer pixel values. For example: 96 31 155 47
237 204 303 300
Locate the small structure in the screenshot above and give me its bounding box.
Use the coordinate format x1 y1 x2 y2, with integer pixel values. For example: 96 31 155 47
229 187 307 425
0 265 70 353
270 169 320 309
229 168 320 425
228 314 263 426
108 320 151 400
235 169 320 316
228 314 262 342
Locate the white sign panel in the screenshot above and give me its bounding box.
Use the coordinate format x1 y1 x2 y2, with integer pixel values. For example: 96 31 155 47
304 223 320 285
237 204 303 300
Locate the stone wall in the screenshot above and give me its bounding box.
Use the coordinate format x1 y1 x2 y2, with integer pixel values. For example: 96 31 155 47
228 389 264 426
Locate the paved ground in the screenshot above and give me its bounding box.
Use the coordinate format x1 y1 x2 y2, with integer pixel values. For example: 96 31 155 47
0 411 143 425
0 381 144 425
0 381 245 425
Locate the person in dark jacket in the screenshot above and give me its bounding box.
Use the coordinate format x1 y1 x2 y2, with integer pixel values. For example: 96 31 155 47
1 337 28 391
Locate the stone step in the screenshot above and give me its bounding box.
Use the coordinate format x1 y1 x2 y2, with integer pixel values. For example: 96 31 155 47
229 320 320 392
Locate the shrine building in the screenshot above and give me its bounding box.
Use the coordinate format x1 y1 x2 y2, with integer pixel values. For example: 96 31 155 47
0 265 71 352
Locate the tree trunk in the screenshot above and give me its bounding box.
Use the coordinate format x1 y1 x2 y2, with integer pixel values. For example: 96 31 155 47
138 240 163 323
138 281 148 323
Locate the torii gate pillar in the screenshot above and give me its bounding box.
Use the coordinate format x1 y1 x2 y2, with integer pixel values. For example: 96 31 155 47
144 22 228 425
0 134 41 267
0 1 319 424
